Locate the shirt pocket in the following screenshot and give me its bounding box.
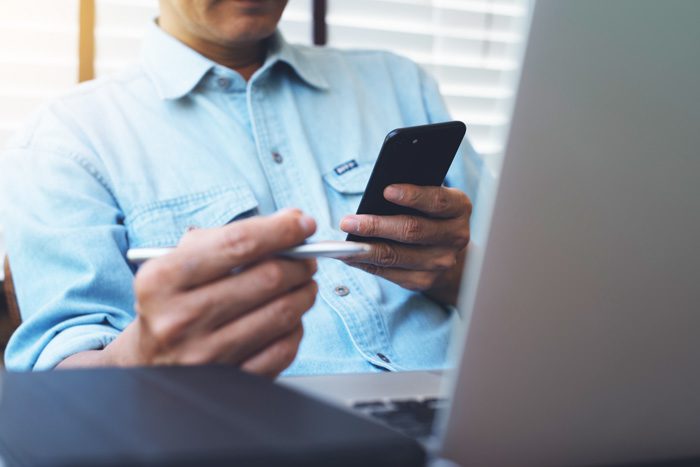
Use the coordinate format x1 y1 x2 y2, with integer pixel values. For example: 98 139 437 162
322 161 374 227
125 184 259 248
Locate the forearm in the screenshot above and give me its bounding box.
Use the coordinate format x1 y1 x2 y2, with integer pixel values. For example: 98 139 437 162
57 349 113 369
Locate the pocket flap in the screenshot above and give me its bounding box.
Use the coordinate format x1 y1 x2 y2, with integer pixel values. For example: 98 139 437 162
126 185 259 247
322 162 374 195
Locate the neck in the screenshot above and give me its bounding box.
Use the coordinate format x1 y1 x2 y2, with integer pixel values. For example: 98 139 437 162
158 21 266 81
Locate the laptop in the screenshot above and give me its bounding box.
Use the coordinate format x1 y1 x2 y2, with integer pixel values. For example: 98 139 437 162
281 0 700 465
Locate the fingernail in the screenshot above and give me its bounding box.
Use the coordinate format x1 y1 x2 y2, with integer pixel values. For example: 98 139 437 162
340 216 360 233
299 214 316 235
384 185 403 201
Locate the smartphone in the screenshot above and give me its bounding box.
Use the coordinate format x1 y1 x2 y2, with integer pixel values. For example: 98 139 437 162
126 241 371 266
346 121 466 241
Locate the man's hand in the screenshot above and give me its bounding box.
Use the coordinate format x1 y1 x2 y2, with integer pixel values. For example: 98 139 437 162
340 184 471 306
58 209 318 378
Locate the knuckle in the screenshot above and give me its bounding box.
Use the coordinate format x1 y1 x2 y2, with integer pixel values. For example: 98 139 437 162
148 316 182 348
432 253 457 270
376 244 400 267
402 217 422 242
408 189 422 205
276 297 300 330
223 226 256 261
179 227 204 247
363 217 378 236
433 191 450 212
261 261 286 289
279 216 302 244
453 227 471 249
193 289 217 314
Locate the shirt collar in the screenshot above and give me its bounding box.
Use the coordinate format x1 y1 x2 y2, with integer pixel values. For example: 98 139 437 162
263 31 329 91
141 21 328 100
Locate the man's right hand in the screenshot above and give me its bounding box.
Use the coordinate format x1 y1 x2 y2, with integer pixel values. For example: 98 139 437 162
58 209 318 378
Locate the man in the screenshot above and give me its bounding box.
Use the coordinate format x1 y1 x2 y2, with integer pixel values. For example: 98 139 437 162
0 0 480 376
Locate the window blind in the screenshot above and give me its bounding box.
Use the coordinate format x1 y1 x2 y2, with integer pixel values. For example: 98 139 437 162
324 0 528 158
0 0 79 147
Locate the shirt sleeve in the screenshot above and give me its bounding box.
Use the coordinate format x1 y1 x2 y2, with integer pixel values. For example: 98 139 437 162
417 65 484 205
0 110 136 371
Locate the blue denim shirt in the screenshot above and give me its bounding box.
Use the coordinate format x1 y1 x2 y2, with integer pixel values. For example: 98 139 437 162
0 23 482 372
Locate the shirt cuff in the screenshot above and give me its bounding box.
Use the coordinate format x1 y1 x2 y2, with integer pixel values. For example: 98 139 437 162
33 324 121 370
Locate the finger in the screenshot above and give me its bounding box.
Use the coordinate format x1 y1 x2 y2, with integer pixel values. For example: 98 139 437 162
347 262 440 292
340 213 469 247
384 185 471 219
346 242 457 271
166 258 317 338
240 324 305 378
205 280 317 366
139 209 317 292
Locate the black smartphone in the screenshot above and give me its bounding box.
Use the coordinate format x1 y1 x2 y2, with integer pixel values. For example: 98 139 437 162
346 121 466 242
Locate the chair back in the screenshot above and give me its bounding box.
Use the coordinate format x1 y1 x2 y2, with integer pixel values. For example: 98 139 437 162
3 256 22 332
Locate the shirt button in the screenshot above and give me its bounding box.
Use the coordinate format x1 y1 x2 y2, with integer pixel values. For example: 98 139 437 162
334 285 350 297
217 77 230 89
376 353 391 364
272 151 284 164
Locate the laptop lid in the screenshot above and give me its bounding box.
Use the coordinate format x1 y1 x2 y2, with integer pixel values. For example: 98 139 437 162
0 366 425 467
438 1 700 465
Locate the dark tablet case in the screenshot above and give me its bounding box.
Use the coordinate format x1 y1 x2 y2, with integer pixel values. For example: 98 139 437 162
0 366 425 467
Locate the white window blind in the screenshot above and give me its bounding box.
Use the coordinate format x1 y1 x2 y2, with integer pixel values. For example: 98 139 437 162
0 0 79 147
325 0 529 159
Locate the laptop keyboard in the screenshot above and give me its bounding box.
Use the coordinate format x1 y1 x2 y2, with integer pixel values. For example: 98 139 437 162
351 397 448 440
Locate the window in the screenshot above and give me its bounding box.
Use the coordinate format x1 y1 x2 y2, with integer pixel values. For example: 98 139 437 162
0 0 78 146
325 0 528 159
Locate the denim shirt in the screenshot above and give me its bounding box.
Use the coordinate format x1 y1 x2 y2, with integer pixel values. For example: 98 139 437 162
0 23 482 373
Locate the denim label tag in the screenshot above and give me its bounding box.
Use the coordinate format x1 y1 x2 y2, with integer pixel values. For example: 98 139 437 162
333 159 358 176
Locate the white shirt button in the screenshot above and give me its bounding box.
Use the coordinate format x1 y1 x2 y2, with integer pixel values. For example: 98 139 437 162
217 77 230 89
334 285 350 297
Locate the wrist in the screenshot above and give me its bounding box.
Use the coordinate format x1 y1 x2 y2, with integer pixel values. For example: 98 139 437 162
55 320 142 369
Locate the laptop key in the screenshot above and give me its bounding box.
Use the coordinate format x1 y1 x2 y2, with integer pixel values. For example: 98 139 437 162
352 400 387 410
355 396 441 440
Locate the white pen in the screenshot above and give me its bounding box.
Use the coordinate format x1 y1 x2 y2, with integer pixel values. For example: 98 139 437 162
126 240 372 265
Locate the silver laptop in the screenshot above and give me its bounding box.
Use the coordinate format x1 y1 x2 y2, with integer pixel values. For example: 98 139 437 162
281 0 700 465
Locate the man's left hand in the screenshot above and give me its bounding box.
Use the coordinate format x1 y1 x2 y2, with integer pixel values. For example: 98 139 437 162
340 184 472 306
